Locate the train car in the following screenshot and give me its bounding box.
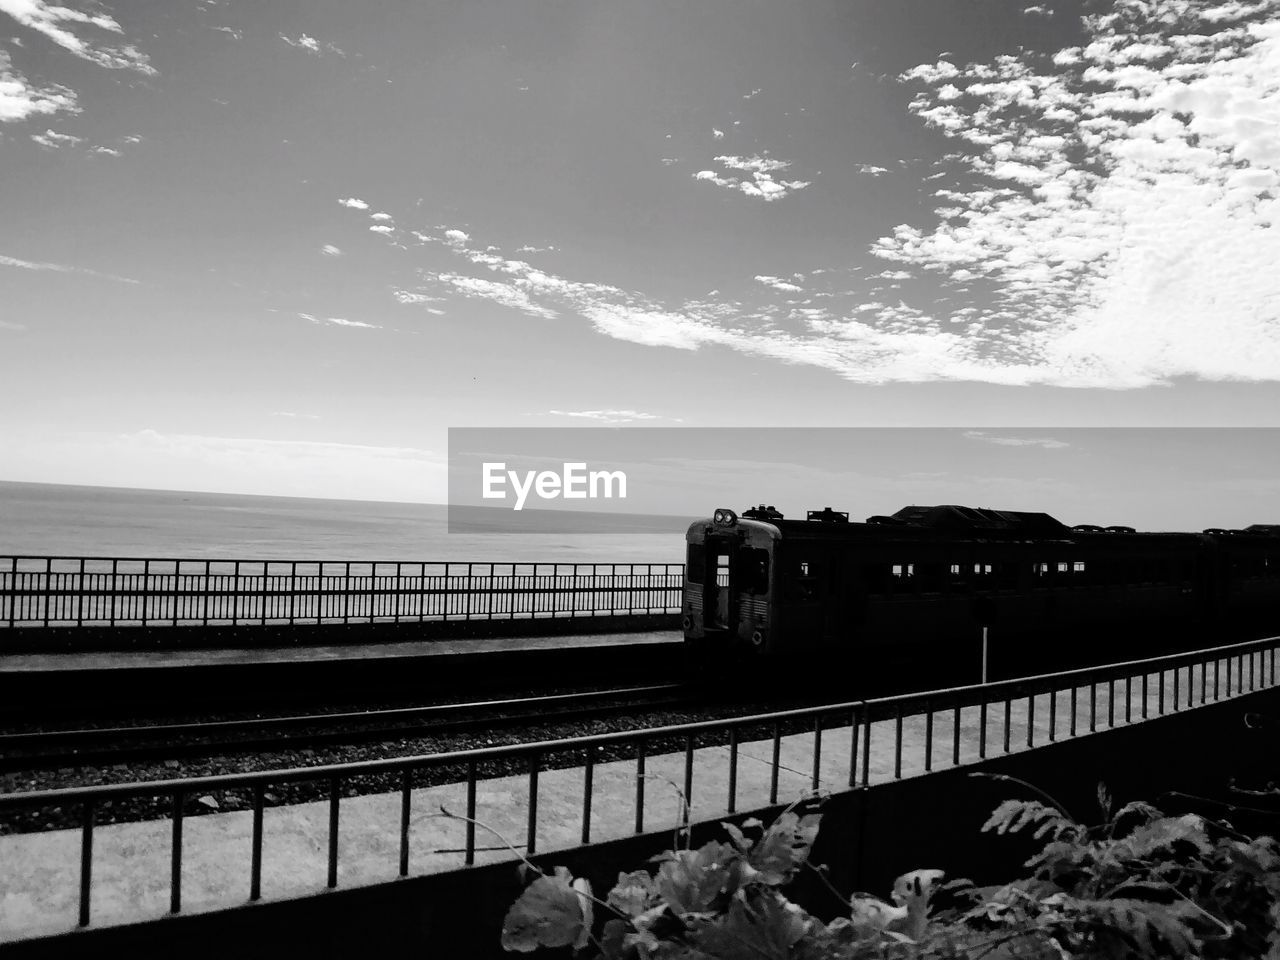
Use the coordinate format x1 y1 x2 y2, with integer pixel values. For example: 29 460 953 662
683 504 1280 680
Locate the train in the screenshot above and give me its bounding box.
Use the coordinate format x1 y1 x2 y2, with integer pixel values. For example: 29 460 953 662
683 504 1280 680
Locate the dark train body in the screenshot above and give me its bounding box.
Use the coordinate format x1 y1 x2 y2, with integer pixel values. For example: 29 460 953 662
684 504 1280 681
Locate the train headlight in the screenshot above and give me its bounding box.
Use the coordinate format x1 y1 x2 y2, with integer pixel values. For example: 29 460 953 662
713 508 738 527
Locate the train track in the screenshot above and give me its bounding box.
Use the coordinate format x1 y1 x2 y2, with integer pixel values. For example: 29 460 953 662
0 683 690 774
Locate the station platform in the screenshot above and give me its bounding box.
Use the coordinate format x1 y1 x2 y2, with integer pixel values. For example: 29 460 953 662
0 663 1257 945
0 629 682 716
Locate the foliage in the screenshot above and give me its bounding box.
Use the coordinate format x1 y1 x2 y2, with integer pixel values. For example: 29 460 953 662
500 788 1280 959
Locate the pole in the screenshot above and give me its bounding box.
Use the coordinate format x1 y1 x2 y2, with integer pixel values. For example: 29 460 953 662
982 625 989 684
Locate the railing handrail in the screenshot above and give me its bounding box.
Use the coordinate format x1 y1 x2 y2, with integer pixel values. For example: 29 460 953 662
3 633 1274 811
1 555 686 568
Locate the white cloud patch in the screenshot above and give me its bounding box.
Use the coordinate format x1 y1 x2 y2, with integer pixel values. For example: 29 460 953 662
1 252 138 283
297 312 379 329
755 274 804 293
868 0 1280 386
338 197 368 209
369 212 393 221
0 0 155 73
857 163 889 176
712 127 725 139
279 33 344 57
30 127 79 147
964 430 1068 449
693 153 811 202
321 244 343 257
547 409 664 424
91 144 120 156
369 224 394 235
0 49 77 122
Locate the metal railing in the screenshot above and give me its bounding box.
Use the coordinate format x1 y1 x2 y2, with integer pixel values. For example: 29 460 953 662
0 557 685 628
1 635 1276 929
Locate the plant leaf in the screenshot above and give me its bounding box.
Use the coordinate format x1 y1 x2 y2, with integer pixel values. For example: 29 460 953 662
500 870 587 953
607 869 660 919
749 811 822 885
655 841 743 914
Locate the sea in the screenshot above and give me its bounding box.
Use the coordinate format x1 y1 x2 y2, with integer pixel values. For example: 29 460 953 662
0 481 687 564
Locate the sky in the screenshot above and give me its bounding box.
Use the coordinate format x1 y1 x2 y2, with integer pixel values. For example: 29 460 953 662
2 0 1280 506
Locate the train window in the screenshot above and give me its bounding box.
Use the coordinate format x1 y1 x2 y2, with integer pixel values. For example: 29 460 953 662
796 559 821 599
686 544 705 583
1057 562 1070 574
1073 561 1086 574
949 564 961 576
891 563 914 578
716 555 730 586
973 563 993 576
1034 562 1050 577
736 548 769 595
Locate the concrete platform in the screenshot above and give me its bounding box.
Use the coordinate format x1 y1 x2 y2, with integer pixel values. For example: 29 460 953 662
0 629 677 673
0 659 1259 944
0 630 682 716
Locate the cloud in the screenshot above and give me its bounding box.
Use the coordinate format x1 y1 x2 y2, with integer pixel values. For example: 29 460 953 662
0 50 78 122
743 88 762 100
857 163 889 175
392 289 446 314
868 0 1280 386
0 0 155 73
91 145 120 156
1 252 139 283
0 318 27 331
297 312 379 329
964 430 1068 450
444 228 470 243
547 409 665 423
369 224 394 234
755 275 804 293
271 411 320 420
693 154 812 202
279 33 344 57
435 273 558 320
30 128 79 148
338 197 368 209
712 127 725 139
369 212 393 221
212 25 241 39
321 244 343 256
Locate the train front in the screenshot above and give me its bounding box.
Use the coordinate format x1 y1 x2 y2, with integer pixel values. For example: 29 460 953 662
683 506 781 658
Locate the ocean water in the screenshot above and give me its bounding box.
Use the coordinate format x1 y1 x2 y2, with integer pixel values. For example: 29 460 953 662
0 482 686 564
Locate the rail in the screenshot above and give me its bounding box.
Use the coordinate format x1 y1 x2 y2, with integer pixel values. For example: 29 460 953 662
0 557 685 628
1 634 1276 929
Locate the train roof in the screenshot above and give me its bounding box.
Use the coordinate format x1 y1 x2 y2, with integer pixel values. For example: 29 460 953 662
696 504 1280 545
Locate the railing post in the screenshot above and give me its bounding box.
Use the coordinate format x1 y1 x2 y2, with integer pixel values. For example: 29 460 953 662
582 745 596 844
251 784 264 900
527 754 540 855
400 768 412 877
328 777 340 888
79 800 95 927
635 742 647 834
466 760 478 864
812 716 823 791
170 790 184 913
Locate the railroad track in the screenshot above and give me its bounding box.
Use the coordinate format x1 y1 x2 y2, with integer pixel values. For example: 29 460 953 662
0 683 690 773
